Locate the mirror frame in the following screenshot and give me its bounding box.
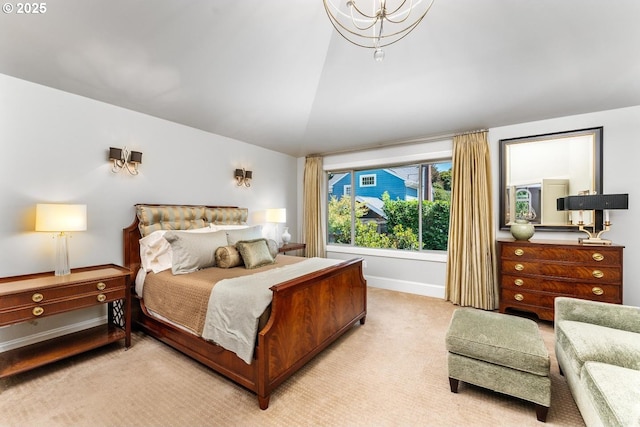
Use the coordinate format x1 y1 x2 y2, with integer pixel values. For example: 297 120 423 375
499 127 603 231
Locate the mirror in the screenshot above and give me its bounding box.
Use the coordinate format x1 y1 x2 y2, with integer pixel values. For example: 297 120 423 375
499 127 603 231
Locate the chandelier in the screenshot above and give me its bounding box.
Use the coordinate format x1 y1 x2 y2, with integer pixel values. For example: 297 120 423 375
323 0 435 61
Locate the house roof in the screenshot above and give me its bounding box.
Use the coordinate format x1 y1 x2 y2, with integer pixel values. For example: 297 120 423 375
2 1 639 157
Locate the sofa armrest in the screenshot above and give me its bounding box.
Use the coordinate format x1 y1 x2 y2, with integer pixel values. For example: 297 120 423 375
555 297 640 333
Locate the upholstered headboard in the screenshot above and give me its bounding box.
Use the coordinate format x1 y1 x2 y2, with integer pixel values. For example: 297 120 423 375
136 205 248 237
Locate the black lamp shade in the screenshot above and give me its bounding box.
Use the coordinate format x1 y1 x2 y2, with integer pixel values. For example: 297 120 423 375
130 151 143 164
557 194 629 211
244 170 252 179
235 169 244 178
109 147 122 160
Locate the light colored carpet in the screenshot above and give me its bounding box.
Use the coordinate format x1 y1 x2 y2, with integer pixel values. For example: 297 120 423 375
0 288 585 426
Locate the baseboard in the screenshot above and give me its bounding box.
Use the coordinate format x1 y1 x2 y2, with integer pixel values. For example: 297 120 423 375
0 316 108 353
365 274 445 299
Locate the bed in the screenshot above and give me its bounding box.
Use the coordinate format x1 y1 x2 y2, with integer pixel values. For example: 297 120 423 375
122 204 367 409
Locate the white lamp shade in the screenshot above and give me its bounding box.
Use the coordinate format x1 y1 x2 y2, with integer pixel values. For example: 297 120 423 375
265 208 286 223
36 204 87 232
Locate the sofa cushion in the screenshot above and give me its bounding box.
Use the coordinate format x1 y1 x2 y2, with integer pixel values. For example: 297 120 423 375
580 361 640 427
556 320 640 374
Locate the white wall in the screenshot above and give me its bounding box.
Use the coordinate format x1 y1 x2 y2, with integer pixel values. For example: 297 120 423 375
0 74 298 351
308 105 640 308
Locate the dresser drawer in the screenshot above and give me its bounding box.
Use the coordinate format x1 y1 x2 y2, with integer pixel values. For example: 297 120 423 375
573 283 621 302
0 288 125 326
500 244 622 266
0 277 125 310
502 260 621 282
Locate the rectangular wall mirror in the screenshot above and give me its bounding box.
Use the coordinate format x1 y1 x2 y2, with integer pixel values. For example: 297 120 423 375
499 127 603 231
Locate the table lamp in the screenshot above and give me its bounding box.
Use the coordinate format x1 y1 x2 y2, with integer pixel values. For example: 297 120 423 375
266 208 288 246
556 194 628 245
35 203 87 275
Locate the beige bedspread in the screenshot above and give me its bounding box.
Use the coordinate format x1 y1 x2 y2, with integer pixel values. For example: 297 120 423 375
142 255 304 335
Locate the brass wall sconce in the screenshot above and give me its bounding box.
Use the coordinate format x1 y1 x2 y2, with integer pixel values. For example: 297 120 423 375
109 147 142 175
557 193 629 245
235 168 252 187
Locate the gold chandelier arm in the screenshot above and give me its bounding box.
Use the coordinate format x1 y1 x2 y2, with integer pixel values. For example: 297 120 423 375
384 0 413 24
347 0 381 20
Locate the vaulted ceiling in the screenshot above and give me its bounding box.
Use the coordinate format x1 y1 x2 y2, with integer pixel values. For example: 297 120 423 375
2 1 639 157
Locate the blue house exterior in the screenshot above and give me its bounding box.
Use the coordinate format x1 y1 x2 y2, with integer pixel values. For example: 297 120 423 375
328 168 418 201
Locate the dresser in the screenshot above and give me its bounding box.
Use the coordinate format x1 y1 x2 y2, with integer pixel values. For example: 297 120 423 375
0 264 131 378
498 239 623 321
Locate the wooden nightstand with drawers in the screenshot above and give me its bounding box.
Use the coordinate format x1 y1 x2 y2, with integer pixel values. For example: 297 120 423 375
0 264 131 378
498 239 623 321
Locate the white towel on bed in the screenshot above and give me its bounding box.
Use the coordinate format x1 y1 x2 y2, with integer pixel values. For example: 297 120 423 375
201 257 341 364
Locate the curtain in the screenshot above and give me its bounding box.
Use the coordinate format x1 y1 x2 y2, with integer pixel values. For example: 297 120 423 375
303 156 326 258
445 131 498 310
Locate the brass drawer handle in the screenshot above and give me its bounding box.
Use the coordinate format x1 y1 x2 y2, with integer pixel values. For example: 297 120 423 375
514 279 524 287
514 263 524 271
514 248 524 256
592 270 604 279
592 253 604 262
32 306 44 316
96 282 107 291
32 293 44 303
514 293 524 301
97 294 107 303
592 287 604 296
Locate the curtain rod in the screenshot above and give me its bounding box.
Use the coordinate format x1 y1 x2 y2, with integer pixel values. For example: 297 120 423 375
313 129 488 157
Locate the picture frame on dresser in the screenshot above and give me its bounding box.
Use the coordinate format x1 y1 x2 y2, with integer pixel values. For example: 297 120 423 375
497 239 623 321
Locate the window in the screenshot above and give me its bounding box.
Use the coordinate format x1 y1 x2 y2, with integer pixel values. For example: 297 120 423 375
360 174 376 187
344 184 351 195
327 161 452 251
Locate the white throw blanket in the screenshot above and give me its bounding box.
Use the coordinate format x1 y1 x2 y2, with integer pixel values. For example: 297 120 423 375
202 257 341 364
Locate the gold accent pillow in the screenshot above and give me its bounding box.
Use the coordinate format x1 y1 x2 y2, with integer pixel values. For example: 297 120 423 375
215 245 243 269
236 238 275 269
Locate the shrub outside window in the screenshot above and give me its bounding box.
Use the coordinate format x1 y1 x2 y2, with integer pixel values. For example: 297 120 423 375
327 162 451 251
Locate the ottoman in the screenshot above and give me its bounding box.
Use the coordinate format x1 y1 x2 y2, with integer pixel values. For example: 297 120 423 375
445 308 551 422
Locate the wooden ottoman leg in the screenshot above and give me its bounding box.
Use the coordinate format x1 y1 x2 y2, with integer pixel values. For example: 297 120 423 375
535 404 549 422
449 377 459 393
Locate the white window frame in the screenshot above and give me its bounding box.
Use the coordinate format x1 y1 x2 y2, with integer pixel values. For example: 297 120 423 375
359 174 376 187
344 184 351 195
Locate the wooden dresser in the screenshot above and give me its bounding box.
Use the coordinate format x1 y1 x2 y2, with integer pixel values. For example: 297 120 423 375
498 239 623 321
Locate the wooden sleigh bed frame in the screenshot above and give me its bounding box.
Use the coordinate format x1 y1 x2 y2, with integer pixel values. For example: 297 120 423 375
122 204 367 409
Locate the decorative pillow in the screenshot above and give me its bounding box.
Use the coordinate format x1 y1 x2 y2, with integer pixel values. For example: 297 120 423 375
236 238 275 269
266 239 278 259
215 245 243 269
225 225 263 246
139 227 215 273
164 230 228 274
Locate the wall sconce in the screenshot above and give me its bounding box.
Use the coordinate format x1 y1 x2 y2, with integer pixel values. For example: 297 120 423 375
109 147 142 175
235 168 252 187
35 203 87 276
557 193 629 245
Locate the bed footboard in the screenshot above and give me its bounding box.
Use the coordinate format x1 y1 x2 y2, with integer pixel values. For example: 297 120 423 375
256 258 367 408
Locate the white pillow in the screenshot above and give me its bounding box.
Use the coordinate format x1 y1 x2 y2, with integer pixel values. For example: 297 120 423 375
210 224 249 231
164 230 228 275
225 225 263 246
139 227 217 273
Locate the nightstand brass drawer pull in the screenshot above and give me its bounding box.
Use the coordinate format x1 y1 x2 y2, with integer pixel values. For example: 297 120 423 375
514 248 524 256
514 279 524 287
96 282 107 291
592 253 604 262
514 263 524 271
32 306 44 316
592 270 604 279
32 293 44 303
97 294 107 303
514 293 524 301
592 287 604 296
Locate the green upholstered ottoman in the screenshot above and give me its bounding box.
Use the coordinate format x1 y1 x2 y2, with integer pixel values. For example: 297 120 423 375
445 308 551 422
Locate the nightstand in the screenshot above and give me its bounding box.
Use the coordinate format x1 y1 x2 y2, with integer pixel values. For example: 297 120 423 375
0 264 131 378
278 242 306 256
